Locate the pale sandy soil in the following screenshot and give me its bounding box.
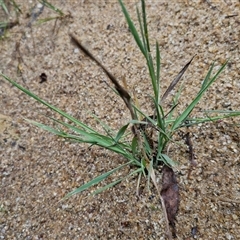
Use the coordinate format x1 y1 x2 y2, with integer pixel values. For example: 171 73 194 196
0 1 239 239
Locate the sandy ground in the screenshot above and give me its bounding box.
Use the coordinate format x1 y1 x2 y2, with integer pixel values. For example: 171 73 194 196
0 0 239 239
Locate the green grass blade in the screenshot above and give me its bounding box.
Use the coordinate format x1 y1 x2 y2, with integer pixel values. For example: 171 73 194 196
114 123 129 143
201 62 214 90
147 55 158 99
131 104 170 141
26 118 95 143
142 132 152 156
141 0 150 52
136 6 147 52
164 83 183 129
26 118 128 152
92 167 142 195
26 119 68 136
92 179 123 195
91 113 114 135
131 136 138 157
10 0 22 14
62 160 134 200
39 116 133 156
44 117 140 164
156 41 161 101
155 103 169 151
180 113 240 127
164 103 178 129
0 22 7 28
132 101 171 153
131 104 155 124
0 0 9 15
38 0 63 16
159 153 178 168
0 74 97 134
119 0 158 99
118 0 146 58
129 119 148 125
204 110 240 115
138 11 157 98
150 96 165 130
171 61 228 131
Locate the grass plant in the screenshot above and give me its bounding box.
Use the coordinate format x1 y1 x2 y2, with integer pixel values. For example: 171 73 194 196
1 0 239 237
1 0 239 197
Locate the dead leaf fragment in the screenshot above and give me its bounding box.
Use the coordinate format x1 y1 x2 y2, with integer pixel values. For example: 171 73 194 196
161 165 179 237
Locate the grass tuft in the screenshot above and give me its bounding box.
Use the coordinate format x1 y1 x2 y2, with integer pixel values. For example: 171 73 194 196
1 0 239 197
1 0 239 237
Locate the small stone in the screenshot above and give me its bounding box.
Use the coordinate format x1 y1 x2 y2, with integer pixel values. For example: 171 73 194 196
222 102 231 108
232 214 238 221
74 48 79 54
208 46 218 53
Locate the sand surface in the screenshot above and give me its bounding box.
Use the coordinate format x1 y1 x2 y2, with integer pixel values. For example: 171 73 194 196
0 1 239 239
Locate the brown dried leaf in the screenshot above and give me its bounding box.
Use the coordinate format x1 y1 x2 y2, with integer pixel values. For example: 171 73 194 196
160 165 179 238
